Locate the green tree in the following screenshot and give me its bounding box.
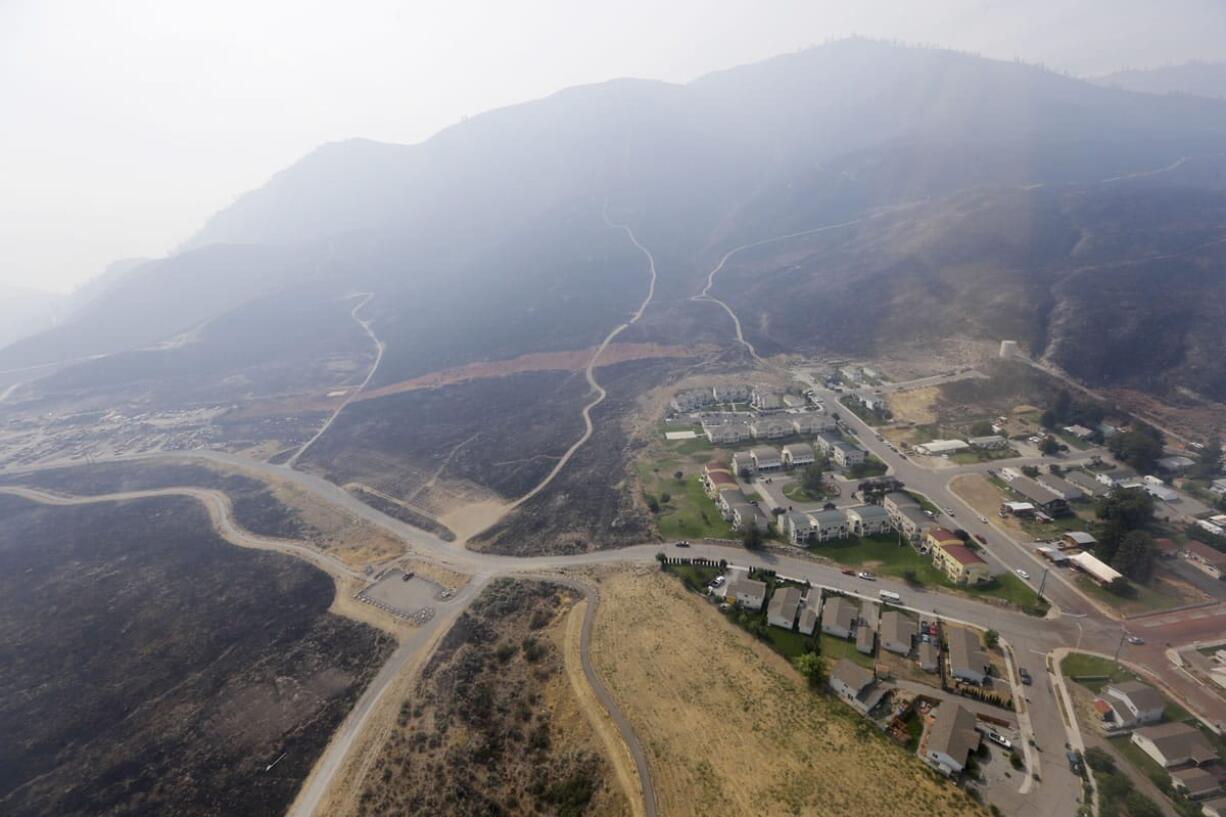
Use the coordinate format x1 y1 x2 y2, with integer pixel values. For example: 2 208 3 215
984 629 1000 649
1107 426 1164 472
673 469 684 483
1106 576 1135 596
1040 409 1057 430
1021 465 1040 478
742 524 763 550
970 420 995 437
1112 530 1156 583
801 461 826 495
645 494 661 514
1040 435 1060 455
660 491 671 504
1191 434 1223 480
793 651 826 688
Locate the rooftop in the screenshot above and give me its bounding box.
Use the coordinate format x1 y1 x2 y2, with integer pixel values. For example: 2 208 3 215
927 703 981 767
830 657 875 693
1134 722 1217 765
1107 680 1165 712
947 627 988 675
939 543 987 566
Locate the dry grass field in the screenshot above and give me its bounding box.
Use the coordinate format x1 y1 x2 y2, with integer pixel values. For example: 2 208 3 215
589 569 985 817
887 385 940 425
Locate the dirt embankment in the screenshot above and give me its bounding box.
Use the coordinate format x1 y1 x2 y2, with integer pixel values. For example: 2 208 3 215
332 578 631 817
590 568 985 817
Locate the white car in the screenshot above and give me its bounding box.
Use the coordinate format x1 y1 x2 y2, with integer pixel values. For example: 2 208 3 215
986 731 1013 749
977 514 987 523
1015 568 1031 580
856 571 876 581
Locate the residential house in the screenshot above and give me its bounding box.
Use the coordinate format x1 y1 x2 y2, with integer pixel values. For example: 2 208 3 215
840 366 866 384
847 504 892 536
1205 797 1226 817
917 641 940 673
717 490 748 519
897 506 931 543
712 383 752 403
1144 482 1180 502
884 491 920 518
750 417 793 440
1184 541 1226 580
816 431 842 455
1171 767 1221 799
1061 531 1098 550
926 703 982 775
1037 474 1086 502
821 596 858 639
703 420 751 445
917 439 970 455
1064 424 1094 439
810 508 850 542
798 590 821 636
724 576 767 611
792 413 835 435
731 451 755 477
1000 501 1037 517
784 511 815 545
1100 681 1166 728
947 627 991 685
730 502 768 532
856 624 876 655
670 389 713 413
831 442 865 468
931 540 991 585
1010 477 1071 515
853 392 886 412
1130 722 1218 768
1065 470 1110 498
924 527 962 551
767 586 802 630
781 443 816 468
828 659 888 715
969 435 1008 449
750 446 783 472
1097 467 1139 488
751 388 785 412
880 610 917 655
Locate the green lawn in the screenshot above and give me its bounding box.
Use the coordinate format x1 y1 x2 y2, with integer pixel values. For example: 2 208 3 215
664 562 722 591
665 436 714 456
1076 576 1187 616
820 632 875 668
812 534 1048 613
762 625 814 660
1060 653 1137 692
783 483 826 502
647 473 735 540
1108 735 1174 791
950 447 1021 465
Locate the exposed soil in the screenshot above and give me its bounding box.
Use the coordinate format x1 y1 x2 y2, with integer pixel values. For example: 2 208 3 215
0 493 394 817
339 578 629 817
589 568 985 817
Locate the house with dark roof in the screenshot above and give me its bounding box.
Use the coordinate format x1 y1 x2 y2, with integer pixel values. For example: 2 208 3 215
947 627 991 685
1201 795 1226 817
828 659 889 715
925 703 982 775
767 586 802 630
797 590 821 636
1037 474 1086 502
917 641 940 673
1171 766 1221 799
1099 681 1166 728
821 596 857 639
1184 540 1226 580
1131 722 1218 768
1065 470 1110 498
880 610 917 655
1009 477 1070 516
856 624 875 655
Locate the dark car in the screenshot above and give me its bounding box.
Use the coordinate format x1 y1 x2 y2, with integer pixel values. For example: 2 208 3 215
675 541 690 548
1019 668 1033 686
974 533 988 545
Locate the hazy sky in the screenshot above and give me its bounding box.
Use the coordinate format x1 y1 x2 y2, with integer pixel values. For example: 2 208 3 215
3 0 1225 293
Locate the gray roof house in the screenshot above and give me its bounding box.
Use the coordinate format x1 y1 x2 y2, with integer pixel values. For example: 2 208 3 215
1037 474 1086 502
750 446 783 471
926 703 982 775
781 442 816 467
831 442 865 467
895 505 931 543
724 576 767 611
1171 767 1221 799
847 503 892 536
821 596 857 639
829 659 888 715
1130 722 1218 768
1203 796 1226 817
798 590 821 635
1065 470 1110 497
856 624 875 655
767 586 802 630
880 610 918 655
784 511 815 545
810 508 849 542
947 627 991 685
1102 681 1166 728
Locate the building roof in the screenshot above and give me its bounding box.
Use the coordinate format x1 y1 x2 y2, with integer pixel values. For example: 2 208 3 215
947 627 989 676
927 527 961 544
880 610 917 646
969 435 1006 446
918 641 939 667
897 506 931 528
830 658 875 693
939 542 988 567
823 596 858 632
782 443 815 458
1065 471 1108 493
920 439 970 454
849 504 891 523
927 703 981 766
832 441 861 454
856 625 875 653
786 510 813 530
1201 795 1226 817
726 576 767 600
1185 540 1226 566
1010 476 1062 505
1040 475 1085 499
811 508 848 526
1171 766 1221 796
767 586 802 621
1069 551 1124 584
884 490 919 508
705 470 737 488
1134 722 1218 765
1063 531 1098 546
1108 680 1165 713
751 446 782 461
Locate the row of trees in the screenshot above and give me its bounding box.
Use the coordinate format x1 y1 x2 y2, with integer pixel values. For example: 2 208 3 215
1095 488 1157 583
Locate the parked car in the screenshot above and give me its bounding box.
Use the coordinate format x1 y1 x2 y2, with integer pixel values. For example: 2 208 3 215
987 731 1012 749
974 533 987 545
842 569 856 576
944 507 956 517
857 571 876 581
1067 750 1084 776
1016 568 1031 580
711 576 726 587
675 541 690 548
1126 634 1144 645
1019 668 1033 686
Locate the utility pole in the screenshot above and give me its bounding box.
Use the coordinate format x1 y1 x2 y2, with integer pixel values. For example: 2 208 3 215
1113 629 1128 662
1037 566 1050 600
